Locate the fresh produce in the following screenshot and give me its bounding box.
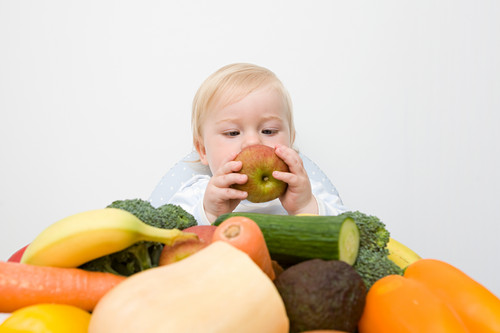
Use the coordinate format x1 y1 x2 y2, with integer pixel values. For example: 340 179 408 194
0 261 125 313
386 237 421 269
21 208 197 268
89 241 289 333
212 216 275 280
159 238 206 265
358 274 468 332
0 304 90 333
159 225 217 265
79 199 198 276
230 144 289 203
404 258 500 332
183 225 218 243
339 211 403 289
0 304 91 332
275 259 366 333
107 198 197 230
214 212 360 266
79 241 164 276
7 244 29 263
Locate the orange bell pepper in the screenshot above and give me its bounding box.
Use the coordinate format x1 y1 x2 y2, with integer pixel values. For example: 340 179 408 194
359 258 500 333
404 258 500 332
358 274 468 333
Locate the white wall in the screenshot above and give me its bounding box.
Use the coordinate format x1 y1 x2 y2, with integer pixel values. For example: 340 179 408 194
1 1 499 298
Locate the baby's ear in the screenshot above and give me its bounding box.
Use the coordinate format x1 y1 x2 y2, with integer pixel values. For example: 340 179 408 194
195 141 209 165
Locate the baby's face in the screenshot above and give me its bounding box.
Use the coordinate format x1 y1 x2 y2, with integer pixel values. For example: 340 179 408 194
197 86 291 174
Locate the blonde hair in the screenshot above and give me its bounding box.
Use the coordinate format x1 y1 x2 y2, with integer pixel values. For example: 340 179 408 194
191 63 295 149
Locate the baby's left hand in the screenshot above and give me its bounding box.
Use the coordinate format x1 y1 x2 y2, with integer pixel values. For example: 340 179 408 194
272 144 318 215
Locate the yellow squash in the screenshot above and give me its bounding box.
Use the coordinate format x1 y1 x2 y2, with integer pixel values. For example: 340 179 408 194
89 241 289 333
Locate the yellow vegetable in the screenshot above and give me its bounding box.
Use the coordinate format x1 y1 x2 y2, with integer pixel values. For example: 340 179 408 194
386 238 421 269
0 303 90 333
89 241 289 333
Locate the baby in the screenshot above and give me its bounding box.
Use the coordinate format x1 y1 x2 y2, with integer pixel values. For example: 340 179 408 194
152 63 346 224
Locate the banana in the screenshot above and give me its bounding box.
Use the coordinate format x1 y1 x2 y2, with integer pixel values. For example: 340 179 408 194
21 208 197 268
386 237 422 269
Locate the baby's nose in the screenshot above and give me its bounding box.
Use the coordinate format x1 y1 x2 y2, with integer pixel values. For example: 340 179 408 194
241 133 262 149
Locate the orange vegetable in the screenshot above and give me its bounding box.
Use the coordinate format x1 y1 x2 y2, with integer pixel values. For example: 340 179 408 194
404 258 500 332
212 216 275 280
358 274 468 333
0 261 125 313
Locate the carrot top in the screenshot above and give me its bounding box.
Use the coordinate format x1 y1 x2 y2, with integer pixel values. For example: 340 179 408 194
212 216 275 280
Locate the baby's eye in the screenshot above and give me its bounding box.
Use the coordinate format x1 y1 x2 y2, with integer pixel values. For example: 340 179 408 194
262 129 278 135
224 130 240 137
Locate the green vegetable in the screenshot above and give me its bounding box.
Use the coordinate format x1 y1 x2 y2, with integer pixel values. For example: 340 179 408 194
153 203 198 230
340 211 403 289
79 199 197 276
79 241 163 277
106 199 197 230
213 212 360 267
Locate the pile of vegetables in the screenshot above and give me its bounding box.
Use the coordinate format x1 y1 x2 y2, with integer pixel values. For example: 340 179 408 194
1 204 500 332
80 199 197 276
340 211 403 289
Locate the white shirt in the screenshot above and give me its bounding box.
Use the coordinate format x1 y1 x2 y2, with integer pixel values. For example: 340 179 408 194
149 151 347 225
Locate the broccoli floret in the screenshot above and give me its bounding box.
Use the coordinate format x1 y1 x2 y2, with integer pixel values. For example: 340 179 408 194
107 199 197 230
340 211 403 289
107 199 157 226
153 203 197 230
79 241 163 277
79 199 198 276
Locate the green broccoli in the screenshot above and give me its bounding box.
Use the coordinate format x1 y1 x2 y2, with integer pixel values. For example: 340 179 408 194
78 199 198 276
107 198 197 230
79 241 163 277
339 211 403 289
153 203 198 230
106 198 157 226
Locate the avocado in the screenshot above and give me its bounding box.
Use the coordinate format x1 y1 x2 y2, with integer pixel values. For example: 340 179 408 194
274 259 366 333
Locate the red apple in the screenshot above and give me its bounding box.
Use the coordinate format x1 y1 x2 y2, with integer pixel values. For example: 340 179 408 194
183 225 217 243
231 144 289 203
159 238 206 265
8 244 30 263
159 225 217 265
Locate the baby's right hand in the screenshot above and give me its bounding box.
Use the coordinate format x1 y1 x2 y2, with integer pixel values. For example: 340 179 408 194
203 152 248 223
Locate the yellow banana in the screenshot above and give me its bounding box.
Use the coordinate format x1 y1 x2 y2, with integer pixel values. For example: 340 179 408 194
21 208 197 268
387 237 421 269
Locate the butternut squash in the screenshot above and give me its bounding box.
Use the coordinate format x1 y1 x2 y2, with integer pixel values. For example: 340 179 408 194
88 241 289 333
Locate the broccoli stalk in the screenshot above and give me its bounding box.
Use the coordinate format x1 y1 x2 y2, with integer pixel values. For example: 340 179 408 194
339 211 403 289
78 199 197 277
79 241 163 277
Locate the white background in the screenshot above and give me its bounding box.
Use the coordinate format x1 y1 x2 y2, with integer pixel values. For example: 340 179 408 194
1 0 499 301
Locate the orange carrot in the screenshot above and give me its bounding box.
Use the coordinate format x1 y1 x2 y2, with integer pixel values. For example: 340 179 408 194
212 216 275 280
0 261 125 313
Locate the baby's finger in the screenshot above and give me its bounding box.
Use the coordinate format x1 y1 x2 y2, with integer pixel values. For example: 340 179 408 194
213 160 243 177
275 145 303 173
212 172 247 189
273 170 297 186
215 186 248 201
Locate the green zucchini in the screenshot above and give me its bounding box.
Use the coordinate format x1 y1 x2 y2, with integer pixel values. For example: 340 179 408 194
213 213 359 266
